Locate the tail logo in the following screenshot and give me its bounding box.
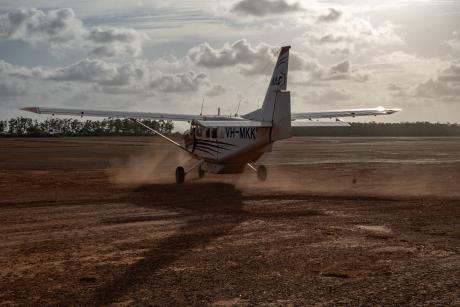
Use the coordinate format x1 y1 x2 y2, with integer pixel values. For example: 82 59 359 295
271 72 286 87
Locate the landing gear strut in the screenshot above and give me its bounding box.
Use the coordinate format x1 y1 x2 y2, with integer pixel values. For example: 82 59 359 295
257 165 267 182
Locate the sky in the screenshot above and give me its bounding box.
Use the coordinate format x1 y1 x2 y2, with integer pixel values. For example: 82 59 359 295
0 0 460 123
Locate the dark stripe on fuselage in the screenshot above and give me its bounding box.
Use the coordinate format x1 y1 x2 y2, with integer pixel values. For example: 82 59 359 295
194 147 215 155
195 138 237 147
194 140 231 151
193 141 236 156
194 144 220 154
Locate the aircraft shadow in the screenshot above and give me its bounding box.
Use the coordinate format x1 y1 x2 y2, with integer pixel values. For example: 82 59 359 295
89 182 393 305
90 182 248 305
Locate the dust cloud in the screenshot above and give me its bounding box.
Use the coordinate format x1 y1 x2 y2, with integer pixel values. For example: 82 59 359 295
106 140 460 198
107 156 460 198
107 146 188 187
234 163 460 198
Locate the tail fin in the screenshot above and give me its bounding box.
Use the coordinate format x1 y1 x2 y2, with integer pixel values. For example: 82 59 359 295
243 46 291 122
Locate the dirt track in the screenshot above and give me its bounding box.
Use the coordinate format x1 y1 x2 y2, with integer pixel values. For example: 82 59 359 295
0 137 459 306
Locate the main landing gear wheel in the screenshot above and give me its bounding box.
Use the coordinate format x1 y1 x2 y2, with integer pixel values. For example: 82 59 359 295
198 165 205 179
175 166 185 184
257 165 267 182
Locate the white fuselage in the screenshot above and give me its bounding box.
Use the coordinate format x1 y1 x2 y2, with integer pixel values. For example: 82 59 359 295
184 125 273 173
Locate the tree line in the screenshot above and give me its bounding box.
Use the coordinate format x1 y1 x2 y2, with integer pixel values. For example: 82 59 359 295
292 122 460 137
1 118 460 137
0 117 174 137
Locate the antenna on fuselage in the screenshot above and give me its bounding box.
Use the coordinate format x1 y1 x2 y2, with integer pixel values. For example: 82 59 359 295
200 97 204 117
234 99 241 117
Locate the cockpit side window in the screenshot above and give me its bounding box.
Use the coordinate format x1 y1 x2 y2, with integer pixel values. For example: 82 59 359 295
196 127 203 137
205 128 210 138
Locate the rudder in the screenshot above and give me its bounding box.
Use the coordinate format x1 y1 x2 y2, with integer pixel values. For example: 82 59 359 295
271 91 291 141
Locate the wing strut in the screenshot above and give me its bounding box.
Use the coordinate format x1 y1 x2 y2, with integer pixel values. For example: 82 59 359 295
185 159 204 174
246 163 257 172
130 118 193 155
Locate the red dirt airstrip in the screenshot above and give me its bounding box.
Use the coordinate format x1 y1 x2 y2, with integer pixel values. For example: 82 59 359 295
0 137 459 305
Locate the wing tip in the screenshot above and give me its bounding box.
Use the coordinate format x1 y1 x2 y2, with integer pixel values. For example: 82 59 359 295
377 106 402 114
387 108 402 114
20 107 40 113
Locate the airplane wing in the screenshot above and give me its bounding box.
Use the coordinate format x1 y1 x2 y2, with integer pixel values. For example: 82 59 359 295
20 106 210 121
292 107 401 120
21 106 401 122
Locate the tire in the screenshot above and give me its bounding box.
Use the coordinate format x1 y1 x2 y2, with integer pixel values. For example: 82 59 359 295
198 166 205 179
257 165 267 182
175 166 185 184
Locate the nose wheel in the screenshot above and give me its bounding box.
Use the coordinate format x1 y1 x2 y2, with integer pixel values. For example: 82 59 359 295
175 166 185 184
198 165 205 179
257 165 267 182
175 160 204 184
247 163 268 182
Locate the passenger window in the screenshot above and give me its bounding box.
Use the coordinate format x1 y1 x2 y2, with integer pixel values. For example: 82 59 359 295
211 128 217 138
205 128 210 138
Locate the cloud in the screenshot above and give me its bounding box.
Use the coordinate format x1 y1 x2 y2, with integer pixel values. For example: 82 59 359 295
0 59 146 95
150 71 208 92
187 39 322 75
49 59 143 86
330 60 349 74
322 60 370 82
372 51 422 66
416 79 460 98
438 61 460 82
0 59 49 79
0 58 143 87
0 58 212 96
445 31 460 52
415 60 460 98
0 8 145 58
231 0 303 16
317 8 342 23
87 27 144 57
302 88 351 107
388 83 404 91
0 80 26 97
292 59 371 85
301 16 404 55
0 8 82 46
387 83 411 98
206 84 226 97
446 39 460 51
187 40 261 68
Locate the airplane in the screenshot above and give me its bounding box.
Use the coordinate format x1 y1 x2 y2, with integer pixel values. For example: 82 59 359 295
21 46 400 184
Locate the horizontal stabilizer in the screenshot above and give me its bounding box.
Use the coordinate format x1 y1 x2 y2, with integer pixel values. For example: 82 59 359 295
291 121 350 127
195 120 272 127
